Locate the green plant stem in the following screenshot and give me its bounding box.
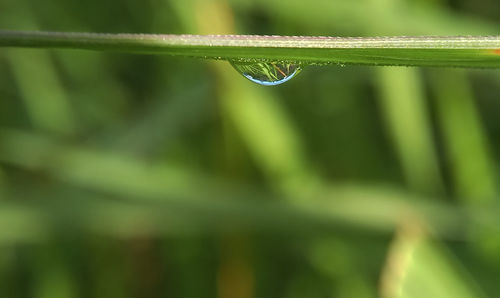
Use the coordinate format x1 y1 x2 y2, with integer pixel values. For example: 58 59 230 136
1 30 500 67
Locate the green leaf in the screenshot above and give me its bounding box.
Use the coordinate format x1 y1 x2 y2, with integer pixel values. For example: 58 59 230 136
1 30 500 67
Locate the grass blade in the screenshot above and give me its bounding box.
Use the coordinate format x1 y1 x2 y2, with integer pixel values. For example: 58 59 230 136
1 30 500 67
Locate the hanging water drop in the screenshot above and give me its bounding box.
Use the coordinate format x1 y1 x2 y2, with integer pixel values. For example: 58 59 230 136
230 61 302 86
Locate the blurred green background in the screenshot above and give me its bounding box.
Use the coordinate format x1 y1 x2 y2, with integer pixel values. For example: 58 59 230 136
1 0 500 297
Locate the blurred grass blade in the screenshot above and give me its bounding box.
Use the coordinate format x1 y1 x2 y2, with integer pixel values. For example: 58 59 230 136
0 128 495 240
380 225 487 298
376 68 444 194
430 69 500 264
2 31 500 67
430 69 496 202
6 49 77 135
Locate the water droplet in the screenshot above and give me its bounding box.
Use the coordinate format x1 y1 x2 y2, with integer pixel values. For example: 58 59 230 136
230 61 302 86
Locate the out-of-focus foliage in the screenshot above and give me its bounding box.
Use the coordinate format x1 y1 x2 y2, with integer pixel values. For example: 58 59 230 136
0 0 499 297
